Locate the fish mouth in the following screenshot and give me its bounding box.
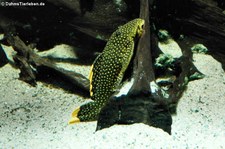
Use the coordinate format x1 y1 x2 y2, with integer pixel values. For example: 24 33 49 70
139 29 145 37
137 21 145 37
137 28 145 38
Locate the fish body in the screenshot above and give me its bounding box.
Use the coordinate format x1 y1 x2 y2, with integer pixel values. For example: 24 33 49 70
69 18 145 123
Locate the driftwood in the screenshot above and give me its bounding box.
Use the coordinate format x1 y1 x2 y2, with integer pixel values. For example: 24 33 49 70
97 0 172 134
0 0 128 51
153 0 225 68
4 33 89 94
96 0 207 134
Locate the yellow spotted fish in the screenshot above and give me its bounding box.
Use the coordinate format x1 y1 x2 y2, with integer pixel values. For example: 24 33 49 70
69 18 145 124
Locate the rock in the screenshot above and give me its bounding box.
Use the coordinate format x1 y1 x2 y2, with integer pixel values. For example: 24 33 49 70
158 38 183 58
37 44 78 60
0 34 4 40
0 44 8 67
0 44 16 64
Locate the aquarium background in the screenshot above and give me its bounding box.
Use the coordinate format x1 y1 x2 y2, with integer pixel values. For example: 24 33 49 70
0 0 225 148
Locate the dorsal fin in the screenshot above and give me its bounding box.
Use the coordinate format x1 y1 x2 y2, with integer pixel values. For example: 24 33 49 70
89 64 94 97
88 54 103 97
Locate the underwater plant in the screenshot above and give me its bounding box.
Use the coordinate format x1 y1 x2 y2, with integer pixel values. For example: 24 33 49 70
191 44 208 54
157 29 170 43
155 54 176 70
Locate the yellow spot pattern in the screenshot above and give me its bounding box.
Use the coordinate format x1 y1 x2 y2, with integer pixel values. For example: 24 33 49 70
69 18 145 122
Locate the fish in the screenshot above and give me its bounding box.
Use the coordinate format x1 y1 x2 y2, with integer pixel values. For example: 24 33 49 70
69 18 145 124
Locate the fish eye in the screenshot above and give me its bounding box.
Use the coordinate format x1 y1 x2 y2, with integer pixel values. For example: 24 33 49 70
141 24 144 29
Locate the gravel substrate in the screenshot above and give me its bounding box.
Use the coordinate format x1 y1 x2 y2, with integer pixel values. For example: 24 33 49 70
0 52 225 148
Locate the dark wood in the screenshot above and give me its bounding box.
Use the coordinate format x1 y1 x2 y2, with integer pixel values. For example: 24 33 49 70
128 0 154 94
6 35 37 86
0 0 128 51
97 93 172 134
1 0 224 61
97 0 172 134
46 0 81 14
96 0 212 133
153 0 225 59
5 34 90 93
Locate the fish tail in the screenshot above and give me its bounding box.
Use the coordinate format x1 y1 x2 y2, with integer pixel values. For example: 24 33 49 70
69 99 107 124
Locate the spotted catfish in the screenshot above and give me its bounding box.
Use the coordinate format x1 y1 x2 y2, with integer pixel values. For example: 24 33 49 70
69 18 145 123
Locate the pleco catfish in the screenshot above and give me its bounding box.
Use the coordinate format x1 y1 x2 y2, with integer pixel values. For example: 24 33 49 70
69 18 145 124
